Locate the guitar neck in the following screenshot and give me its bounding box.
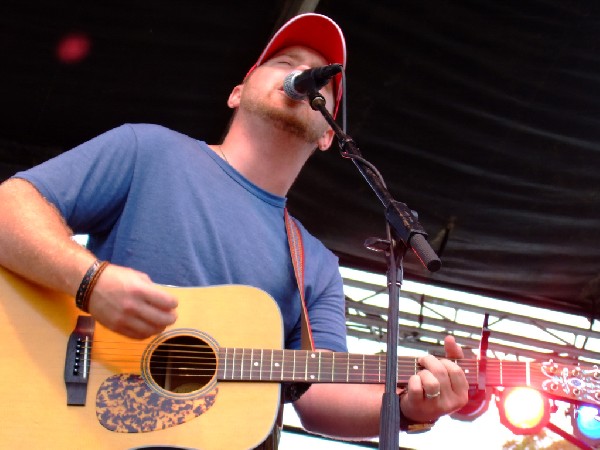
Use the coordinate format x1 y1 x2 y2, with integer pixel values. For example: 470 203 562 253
218 348 530 387
217 347 600 406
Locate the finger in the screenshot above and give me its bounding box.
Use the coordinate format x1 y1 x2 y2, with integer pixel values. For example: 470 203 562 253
405 373 424 401
408 368 441 400
131 274 179 311
419 354 451 382
120 315 168 340
135 297 178 328
439 358 470 394
444 335 464 359
420 369 441 395
142 290 179 311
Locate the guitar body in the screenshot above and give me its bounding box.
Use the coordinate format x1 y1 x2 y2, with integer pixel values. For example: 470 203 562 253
0 266 283 449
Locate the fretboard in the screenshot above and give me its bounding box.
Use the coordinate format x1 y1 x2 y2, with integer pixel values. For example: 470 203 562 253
216 348 533 387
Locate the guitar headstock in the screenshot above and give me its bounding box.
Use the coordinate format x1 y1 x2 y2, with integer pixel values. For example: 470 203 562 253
537 360 600 406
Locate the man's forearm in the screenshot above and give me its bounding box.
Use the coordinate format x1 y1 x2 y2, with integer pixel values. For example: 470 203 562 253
0 178 96 295
293 382 385 439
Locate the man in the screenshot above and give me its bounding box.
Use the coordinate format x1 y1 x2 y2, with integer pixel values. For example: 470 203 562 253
0 12 468 445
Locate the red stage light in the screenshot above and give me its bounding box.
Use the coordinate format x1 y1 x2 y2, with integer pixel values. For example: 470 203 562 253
56 32 91 64
497 387 550 435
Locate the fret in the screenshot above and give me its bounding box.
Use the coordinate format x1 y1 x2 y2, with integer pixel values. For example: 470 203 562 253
273 350 284 381
231 348 237 380
252 348 261 380
306 352 318 382
346 352 350 382
452 358 475 385
295 350 305 382
241 348 245 380
303 351 308 381
279 350 293 381
332 353 335 382
361 355 382 383
485 360 499 385
319 352 335 383
362 355 366 383
347 354 364 383
318 352 322 382
293 350 296 380
248 348 260 381
332 352 348 383
373 355 383 383
260 348 272 380
222 348 228 379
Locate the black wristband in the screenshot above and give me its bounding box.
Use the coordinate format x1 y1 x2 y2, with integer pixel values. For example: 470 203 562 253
399 391 437 433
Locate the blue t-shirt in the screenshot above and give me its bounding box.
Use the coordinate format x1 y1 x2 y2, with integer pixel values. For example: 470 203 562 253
16 124 348 352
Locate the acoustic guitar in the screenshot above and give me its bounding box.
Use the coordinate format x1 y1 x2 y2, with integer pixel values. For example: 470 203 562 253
0 266 598 449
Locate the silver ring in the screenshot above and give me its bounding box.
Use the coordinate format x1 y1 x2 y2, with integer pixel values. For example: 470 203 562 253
425 391 441 399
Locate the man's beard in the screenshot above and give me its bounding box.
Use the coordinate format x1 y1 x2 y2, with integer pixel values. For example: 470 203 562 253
240 92 327 143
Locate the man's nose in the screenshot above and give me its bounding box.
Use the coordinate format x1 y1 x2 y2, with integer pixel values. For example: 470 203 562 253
294 64 312 72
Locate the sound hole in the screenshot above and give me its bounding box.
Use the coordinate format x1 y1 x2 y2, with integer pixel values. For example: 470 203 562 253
148 335 216 394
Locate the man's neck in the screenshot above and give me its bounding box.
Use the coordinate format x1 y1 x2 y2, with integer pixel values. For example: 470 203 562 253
212 115 317 197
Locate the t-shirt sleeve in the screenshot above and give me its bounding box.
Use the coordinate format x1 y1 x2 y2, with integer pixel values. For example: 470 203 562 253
308 259 348 353
13 124 138 234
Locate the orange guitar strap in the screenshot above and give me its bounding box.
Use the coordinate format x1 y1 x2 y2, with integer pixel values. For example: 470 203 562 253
284 208 315 352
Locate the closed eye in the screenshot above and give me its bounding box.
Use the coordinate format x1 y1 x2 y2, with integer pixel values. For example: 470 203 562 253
273 58 293 66
266 54 298 67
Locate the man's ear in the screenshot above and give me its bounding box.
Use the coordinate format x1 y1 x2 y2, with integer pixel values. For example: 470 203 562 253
227 84 243 109
316 127 335 151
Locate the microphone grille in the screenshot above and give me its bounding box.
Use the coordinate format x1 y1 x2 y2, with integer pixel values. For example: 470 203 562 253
283 70 305 100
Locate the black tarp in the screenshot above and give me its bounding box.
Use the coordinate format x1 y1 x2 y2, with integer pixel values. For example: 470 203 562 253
1 0 599 320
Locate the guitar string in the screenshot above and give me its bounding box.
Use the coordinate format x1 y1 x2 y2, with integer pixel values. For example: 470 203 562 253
79 341 575 384
85 341 569 373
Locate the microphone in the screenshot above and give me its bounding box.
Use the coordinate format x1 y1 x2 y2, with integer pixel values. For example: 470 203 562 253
283 63 343 100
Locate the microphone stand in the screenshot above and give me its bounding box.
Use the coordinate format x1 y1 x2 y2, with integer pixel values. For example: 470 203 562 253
306 90 441 450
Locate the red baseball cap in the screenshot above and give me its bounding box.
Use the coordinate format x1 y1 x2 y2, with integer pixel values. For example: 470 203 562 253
247 13 347 118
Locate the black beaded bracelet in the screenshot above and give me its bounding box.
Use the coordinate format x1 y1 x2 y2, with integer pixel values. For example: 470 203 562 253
75 259 109 312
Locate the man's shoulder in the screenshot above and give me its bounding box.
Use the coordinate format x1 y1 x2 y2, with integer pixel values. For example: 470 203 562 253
124 123 192 141
120 124 202 157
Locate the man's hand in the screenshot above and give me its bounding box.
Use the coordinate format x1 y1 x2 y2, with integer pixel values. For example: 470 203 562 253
88 264 178 339
400 335 469 423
